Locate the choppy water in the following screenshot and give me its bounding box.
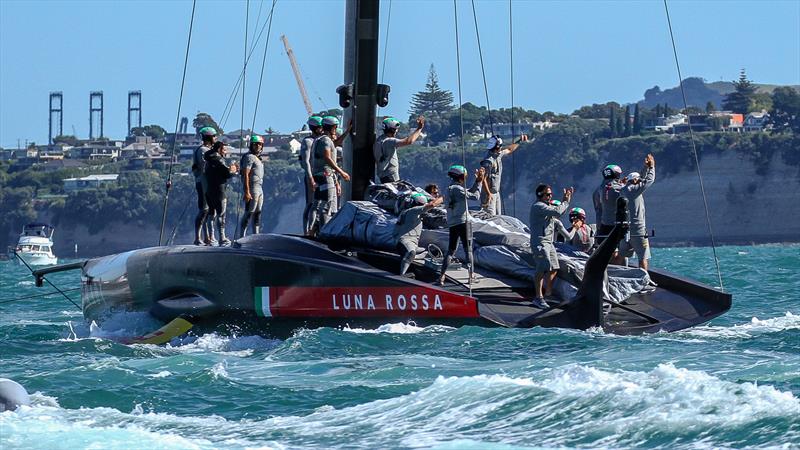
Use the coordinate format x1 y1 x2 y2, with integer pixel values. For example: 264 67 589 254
1 245 798 449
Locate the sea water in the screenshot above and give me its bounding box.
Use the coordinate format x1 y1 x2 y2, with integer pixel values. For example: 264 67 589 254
1 245 798 449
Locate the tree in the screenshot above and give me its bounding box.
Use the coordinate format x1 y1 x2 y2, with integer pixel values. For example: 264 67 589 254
409 64 454 118
131 125 167 140
623 105 632 137
609 107 617 138
722 69 757 114
769 86 800 134
706 101 716 113
615 115 624 138
53 135 79 146
633 104 642 134
192 113 223 135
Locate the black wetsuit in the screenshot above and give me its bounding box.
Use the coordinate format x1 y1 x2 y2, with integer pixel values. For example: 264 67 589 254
204 150 235 243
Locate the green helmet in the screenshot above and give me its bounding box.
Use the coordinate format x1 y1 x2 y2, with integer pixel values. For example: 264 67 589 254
199 126 218 137
307 116 323 128
550 199 562 206
448 164 467 178
410 192 428 205
322 116 340 127
250 134 264 144
382 117 401 130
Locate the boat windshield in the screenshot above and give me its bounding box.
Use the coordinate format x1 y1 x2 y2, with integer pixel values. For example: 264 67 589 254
19 245 32 252
31 245 41 252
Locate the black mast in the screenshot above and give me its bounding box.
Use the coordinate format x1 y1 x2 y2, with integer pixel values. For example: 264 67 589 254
342 0 380 201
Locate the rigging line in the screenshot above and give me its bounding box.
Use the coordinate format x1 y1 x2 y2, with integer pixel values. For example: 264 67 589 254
508 0 516 218
167 187 194 246
453 0 472 296
219 1 276 129
663 0 724 291
158 0 197 247
379 0 393 85
251 0 277 131
234 0 251 241
470 0 494 136
0 288 82 305
12 253 80 310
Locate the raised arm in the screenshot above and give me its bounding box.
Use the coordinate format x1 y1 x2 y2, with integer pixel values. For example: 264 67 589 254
502 134 529 155
555 219 574 240
332 120 353 147
397 116 425 148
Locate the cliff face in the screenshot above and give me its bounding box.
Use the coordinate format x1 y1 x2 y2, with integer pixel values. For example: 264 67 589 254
513 150 800 246
40 150 799 258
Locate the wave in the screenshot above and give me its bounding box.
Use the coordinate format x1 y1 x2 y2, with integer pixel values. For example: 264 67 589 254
343 322 456 334
682 312 800 339
4 363 795 449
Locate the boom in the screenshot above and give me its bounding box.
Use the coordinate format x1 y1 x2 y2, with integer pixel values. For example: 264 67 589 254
280 35 314 116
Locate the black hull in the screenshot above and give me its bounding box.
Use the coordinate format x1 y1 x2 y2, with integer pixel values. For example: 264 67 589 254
34 224 731 337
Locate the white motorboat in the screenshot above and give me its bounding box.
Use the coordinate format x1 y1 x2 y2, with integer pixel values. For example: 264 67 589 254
12 223 58 266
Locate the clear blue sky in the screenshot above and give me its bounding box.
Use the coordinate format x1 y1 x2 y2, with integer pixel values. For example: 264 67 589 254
1 0 798 148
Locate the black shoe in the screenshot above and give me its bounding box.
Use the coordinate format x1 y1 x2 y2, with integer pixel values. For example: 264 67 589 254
531 297 550 309
401 272 416 279
219 238 231 247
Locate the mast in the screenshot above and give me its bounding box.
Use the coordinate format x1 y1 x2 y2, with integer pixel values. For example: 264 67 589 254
342 0 380 202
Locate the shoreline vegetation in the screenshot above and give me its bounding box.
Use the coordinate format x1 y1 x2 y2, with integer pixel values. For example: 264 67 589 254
2 74 799 256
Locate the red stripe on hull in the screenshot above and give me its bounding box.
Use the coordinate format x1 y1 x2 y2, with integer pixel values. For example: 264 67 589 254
262 286 479 318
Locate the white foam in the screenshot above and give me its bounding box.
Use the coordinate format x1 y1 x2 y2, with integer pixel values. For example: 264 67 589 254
163 332 280 357
343 322 455 334
146 371 172 379
683 312 800 339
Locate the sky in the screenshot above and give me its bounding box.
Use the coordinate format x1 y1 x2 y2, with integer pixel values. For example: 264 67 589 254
1 0 798 148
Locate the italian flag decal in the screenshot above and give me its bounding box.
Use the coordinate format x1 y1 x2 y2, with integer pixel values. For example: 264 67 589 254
254 286 271 317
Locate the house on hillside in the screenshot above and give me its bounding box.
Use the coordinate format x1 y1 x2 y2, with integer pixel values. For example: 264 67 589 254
644 114 687 132
744 110 770 132
120 136 166 159
66 142 122 160
492 122 536 139
164 132 201 148
40 159 88 172
63 174 119 192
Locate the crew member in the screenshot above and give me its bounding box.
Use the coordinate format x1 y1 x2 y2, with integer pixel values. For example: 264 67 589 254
438 165 485 286
192 127 216 245
592 164 624 246
530 184 572 309
480 134 528 215
620 154 656 270
307 116 351 236
300 116 323 235
394 193 443 276
374 116 425 183
204 142 238 246
424 184 440 199
565 207 595 254
238 134 265 238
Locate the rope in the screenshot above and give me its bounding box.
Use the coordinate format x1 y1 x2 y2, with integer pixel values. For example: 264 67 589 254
12 252 81 310
470 0 494 136
219 3 277 130
508 0 516 218
663 0 724 291
167 187 194 246
380 0 393 85
453 0 472 296
158 0 197 246
251 0 277 132
0 288 81 305
234 0 251 240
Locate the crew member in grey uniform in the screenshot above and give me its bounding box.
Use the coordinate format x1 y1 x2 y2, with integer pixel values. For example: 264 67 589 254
592 164 624 247
620 154 656 271
479 134 528 215
438 165 485 286
307 116 350 236
530 184 572 309
192 127 217 245
373 116 425 183
238 134 265 238
203 142 238 246
300 116 323 235
394 192 443 276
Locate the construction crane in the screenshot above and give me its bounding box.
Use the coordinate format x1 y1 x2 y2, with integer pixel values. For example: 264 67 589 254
280 35 314 116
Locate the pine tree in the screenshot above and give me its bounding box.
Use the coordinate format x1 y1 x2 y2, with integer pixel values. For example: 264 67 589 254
722 69 757 114
706 101 716 113
409 64 454 118
615 115 624 137
623 105 632 136
609 107 617 137
633 104 641 134
655 104 662 118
